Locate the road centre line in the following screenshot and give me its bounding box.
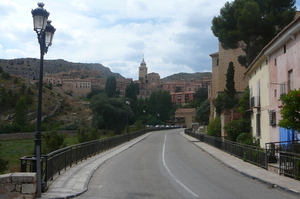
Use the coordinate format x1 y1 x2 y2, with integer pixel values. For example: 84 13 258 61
162 132 199 198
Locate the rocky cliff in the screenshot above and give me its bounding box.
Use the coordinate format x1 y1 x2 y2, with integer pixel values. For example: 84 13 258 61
0 58 124 80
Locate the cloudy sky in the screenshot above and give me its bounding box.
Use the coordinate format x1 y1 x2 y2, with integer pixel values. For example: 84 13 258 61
1 1 300 80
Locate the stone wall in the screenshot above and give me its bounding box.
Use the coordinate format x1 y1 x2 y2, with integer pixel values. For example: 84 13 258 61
0 173 36 199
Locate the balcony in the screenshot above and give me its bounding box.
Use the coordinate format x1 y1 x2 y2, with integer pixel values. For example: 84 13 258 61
250 96 261 108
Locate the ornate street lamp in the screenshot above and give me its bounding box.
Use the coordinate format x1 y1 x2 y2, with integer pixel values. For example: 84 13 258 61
126 98 130 141
31 2 56 197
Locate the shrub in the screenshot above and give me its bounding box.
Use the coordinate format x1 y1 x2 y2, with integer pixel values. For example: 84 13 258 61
42 130 66 154
236 133 256 146
64 123 78 130
0 143 8 174
207 117 221 137
127 120 145 133
77 127 100 143
223 118 251 141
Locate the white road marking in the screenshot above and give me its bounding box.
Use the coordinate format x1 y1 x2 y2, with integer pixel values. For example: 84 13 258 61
162 133 199 198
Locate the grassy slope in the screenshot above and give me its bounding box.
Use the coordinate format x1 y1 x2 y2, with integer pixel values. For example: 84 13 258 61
0 136 78 173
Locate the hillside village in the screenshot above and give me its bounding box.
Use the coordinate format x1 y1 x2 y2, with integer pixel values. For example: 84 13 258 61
1 58 212 104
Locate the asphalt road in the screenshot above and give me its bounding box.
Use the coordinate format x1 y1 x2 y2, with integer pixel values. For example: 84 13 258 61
77 129 298 199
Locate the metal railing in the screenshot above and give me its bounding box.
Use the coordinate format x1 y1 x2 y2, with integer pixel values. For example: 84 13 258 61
185 129 267 169
20 127 174 191
265 141 300 163
279 151 300 179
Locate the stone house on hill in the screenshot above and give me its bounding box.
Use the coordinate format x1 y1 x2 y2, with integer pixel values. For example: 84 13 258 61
61 79 92 97
209 43 248 121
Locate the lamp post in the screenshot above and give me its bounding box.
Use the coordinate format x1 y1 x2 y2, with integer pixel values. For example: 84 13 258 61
126 98 130 141
31 2 56 197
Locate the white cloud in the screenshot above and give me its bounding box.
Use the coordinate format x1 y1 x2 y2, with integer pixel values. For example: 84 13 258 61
1 0 299 79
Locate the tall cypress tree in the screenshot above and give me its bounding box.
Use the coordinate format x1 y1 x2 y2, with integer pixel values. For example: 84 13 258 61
105 76 117 98
224 61 236 99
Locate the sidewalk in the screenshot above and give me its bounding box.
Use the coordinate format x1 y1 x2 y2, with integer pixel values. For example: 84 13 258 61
181 132 300 197
41 132 153 199
41 131 300 198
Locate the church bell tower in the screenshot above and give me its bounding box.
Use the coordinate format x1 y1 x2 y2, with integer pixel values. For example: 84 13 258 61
139 57 147 81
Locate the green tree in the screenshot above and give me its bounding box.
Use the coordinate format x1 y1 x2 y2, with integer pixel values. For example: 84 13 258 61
125 81 139 116
195 100 210 125
42 130 66 154
214 62 238 114
77 127 100 143
19 83 27 95
90 93 130 134
1 71 10 79
211 0 296 68
130 96 149 124
0 87 8 110
44 83 53 90
186 87 208 108
125 82 139 101
14 78 19 84
278 89 300 132
105 76 117 98
0 143 8 174
207 117 221 137
236 132 257 146
224 62 236 99
147 90 174 123
87 89 103 100
223 118 251 141
237 86 250 116
12 97 28 127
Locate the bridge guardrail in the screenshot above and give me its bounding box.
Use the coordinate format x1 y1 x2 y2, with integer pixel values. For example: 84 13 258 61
20 127 177 191
184 129 267 170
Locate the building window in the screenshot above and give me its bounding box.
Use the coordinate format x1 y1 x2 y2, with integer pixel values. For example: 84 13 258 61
257 81 260 106
256 113 261 137
280 83 286 96
269 110 276 126
284 44 286 54
185 94 189 101
288 69 293 92
249 87 253 107
275 59 277 66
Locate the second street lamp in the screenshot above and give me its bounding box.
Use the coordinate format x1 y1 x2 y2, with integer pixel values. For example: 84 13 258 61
31 2 56 197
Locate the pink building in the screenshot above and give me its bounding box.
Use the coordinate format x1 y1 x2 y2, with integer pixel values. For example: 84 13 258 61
170 91 195 105
266 16 300 142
